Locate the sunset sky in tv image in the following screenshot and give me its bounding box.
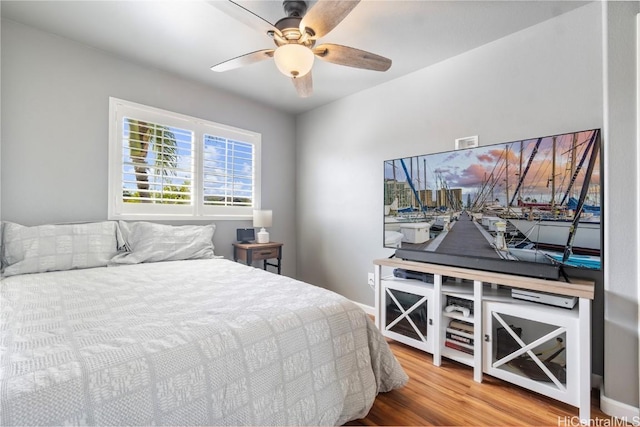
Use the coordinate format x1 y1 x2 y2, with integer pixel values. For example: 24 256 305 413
384 129 600 206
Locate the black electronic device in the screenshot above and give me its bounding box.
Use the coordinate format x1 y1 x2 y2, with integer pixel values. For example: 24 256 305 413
236 228 255 243
446 295 475 315
393 268 434 283
383 128 602 280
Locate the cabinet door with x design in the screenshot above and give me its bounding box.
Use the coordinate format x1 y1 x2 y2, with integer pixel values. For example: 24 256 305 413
482 300 581 407
379 277 435 353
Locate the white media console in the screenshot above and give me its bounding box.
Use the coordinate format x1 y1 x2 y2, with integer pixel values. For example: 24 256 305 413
373 258 595 422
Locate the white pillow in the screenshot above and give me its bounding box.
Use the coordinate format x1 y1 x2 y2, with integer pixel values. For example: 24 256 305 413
1 221 121 277
109 221 215 265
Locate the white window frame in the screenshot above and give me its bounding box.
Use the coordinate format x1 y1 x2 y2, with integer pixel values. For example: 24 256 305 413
108 97 261 220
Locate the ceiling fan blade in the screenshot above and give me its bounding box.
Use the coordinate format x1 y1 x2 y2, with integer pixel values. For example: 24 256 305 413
208 0 282 38
314 44 392 71
292 72 313 98
300 0 360 39
210 49 274 72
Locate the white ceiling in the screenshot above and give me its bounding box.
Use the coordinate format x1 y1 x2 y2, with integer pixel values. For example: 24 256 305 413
1 0 588 115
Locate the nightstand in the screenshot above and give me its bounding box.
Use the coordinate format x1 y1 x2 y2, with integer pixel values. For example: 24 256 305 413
233 242 283 274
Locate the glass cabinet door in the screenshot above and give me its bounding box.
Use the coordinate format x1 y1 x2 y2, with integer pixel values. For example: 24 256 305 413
489 312 567 388
381 281 434 353
483 300 579 406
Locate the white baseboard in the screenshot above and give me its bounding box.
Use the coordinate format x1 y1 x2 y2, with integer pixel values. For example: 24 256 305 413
600 389 640 420
353 301 375 316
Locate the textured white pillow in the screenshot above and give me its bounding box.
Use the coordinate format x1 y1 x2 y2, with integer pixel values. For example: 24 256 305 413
109 221 215 265
1 221 121 277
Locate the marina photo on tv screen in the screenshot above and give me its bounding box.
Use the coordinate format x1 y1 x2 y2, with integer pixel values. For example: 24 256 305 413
383 128 602 275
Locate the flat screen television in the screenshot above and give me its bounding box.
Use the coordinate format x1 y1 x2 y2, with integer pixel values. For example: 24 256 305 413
383 128 602 280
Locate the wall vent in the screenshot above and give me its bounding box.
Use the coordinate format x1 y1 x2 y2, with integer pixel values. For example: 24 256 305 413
455 135 479 150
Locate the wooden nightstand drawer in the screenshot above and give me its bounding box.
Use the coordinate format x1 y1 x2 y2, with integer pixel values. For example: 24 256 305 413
232 242 283 274
252 247 279 260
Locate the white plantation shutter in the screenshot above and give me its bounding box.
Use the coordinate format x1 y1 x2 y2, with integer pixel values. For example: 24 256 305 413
109 98 261 220
122 118 194 205
203 136 254 207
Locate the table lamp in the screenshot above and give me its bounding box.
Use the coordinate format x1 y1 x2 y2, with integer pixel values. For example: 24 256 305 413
253 210 272 243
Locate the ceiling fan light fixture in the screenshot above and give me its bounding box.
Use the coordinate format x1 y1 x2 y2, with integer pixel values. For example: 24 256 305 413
273 44 314 78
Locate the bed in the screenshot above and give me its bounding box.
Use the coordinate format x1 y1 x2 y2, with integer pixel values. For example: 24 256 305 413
0 221 408 426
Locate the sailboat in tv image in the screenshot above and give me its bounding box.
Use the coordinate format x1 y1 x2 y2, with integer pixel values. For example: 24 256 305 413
383 129 602 272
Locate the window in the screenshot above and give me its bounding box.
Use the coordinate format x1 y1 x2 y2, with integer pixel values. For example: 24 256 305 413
108 98 261 220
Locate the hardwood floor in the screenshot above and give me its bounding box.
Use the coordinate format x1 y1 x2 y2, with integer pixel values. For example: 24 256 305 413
347 340 614 426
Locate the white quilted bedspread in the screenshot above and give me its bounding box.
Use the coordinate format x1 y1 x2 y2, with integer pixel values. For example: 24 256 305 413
0 259 407 426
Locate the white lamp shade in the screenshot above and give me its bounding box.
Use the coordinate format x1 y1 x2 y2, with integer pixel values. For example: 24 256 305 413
253 210 272 228
273 44 314 78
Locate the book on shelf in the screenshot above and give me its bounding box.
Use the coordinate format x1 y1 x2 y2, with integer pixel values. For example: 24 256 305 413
448 319 474 333
445 339 474 355
446 331 474 345
446 326 473 337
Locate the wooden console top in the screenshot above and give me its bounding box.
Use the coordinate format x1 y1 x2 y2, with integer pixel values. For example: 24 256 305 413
374 258 595 299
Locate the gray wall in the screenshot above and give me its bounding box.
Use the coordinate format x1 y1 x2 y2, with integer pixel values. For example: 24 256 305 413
601 1 639 410
296 2 601 310
296 2 637 410
0 19 297 275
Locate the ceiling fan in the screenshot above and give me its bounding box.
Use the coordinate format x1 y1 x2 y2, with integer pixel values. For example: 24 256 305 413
210 0 392 98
